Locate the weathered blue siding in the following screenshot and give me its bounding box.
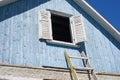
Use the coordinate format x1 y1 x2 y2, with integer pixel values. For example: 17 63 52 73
0 0 120 73
84 14 120 73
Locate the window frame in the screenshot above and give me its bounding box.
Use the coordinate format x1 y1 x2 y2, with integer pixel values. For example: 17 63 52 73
46 10 80 48
38 10 86 48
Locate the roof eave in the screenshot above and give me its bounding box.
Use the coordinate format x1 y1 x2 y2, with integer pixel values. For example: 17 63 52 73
0 0 17 7
74 0 120 43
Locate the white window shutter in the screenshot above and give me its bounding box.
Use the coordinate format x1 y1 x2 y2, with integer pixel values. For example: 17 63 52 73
38 11 52 40
70 15 87 43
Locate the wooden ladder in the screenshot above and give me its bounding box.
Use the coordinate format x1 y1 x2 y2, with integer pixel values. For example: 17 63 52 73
64 50 97 80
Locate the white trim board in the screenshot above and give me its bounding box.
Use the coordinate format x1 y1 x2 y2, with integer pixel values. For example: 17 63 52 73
0 0 18 7
74 0 120 43
0 75 42 80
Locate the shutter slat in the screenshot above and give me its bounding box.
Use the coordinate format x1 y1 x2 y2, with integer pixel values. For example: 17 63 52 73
70 15 87 43
38 11 52 40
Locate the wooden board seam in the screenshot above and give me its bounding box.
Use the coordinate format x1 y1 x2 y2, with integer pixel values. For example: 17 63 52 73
0 63 120 76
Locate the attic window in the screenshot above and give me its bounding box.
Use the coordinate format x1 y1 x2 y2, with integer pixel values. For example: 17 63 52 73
51 14 72 43
38 10 87 47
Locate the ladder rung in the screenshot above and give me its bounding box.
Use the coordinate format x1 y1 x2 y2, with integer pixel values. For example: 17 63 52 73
69 56 88 60
74 67 93 71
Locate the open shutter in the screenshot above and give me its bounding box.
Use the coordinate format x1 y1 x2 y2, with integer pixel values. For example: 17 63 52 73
70 15 87 43
38 11 52 40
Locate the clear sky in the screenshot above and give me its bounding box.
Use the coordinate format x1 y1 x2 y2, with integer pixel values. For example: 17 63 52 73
86 0 120 32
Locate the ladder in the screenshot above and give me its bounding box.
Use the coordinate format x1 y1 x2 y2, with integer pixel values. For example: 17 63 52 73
64 50 97 80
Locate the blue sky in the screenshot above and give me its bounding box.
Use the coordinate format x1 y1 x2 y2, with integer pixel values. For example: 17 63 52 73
86 0 120 31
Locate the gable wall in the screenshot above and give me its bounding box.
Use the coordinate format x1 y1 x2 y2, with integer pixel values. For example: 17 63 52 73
83 12 120 73
0 0 82 68
0 0 120 73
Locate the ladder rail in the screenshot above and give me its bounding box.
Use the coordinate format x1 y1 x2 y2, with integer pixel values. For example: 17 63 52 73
64 51 78 80
81 51 97 80
64 50 97 80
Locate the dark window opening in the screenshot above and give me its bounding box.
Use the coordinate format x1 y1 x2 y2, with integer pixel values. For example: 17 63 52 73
51 14 72 43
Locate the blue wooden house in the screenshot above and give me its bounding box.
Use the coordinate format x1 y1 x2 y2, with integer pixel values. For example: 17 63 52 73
0 0 120 80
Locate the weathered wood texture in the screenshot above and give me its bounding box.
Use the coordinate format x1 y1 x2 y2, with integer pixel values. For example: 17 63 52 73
0 65 120 80
0 0 120 73
83 13 120 73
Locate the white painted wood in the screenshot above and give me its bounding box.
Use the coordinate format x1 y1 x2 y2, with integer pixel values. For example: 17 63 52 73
70 15 87 43
0 75 42 80
0 0 17 7
46 40 80 48
38 11 52 40
47 9 72 17
38 10 80 47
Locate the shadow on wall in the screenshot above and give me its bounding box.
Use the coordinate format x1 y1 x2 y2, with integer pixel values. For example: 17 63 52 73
0 0 50 22
66 0 120 50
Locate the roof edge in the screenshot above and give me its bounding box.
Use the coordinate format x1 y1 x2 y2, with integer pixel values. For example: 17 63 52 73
0 0 18 7
74 0 120 43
